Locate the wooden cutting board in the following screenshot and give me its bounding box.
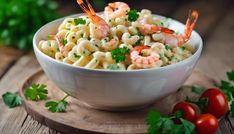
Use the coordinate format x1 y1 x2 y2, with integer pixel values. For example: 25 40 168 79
19 70 215 134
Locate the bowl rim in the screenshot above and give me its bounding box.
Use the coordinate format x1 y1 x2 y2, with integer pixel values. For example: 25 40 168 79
33 13 203 73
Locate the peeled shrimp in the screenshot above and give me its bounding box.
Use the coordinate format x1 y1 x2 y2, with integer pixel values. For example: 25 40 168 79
104 2 130 19
101 36 119 51
139 17 175 35
131 46 160 69
76 0 109 39
153 10 199 47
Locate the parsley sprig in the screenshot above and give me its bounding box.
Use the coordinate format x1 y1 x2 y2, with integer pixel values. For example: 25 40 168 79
74 18 86 25
127 9 139 22
45 94 69 113
24 84 48 101
216 70 234 117
146 111 195 134
2 92 22 108
111 47 130 63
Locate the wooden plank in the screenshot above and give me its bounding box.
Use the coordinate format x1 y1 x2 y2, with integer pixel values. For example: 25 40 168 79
0 46 23 78
217 116 234 134
19 115 60 134
18 70 214 134
171 0 230 38
0 53 40 134
196 5 234 80
195 3 234 131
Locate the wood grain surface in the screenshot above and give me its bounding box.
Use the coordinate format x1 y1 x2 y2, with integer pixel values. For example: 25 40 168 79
19 70 213 134
0 0 234 133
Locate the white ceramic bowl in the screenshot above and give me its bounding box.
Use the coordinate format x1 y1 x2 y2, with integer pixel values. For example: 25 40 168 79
33 14 203 111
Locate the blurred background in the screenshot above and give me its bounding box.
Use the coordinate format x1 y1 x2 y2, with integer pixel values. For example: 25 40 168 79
0 0 233 51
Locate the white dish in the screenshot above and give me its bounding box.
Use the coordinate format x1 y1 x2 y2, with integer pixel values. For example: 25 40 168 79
33 13 203 111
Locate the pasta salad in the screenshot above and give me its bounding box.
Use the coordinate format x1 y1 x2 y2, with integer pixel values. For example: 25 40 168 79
38 1 198 71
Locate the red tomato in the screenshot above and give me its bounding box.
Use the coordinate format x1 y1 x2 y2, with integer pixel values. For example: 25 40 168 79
201 88 228 118
173 102 197 123
195 114 218 134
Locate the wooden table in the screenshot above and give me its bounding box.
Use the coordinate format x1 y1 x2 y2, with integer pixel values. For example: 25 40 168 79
0 0 234 133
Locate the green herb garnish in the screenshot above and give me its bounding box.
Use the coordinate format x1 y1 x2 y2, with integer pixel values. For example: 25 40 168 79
107 64 120 70
165 44 171 50
217 70 234 117
24 84 48 101
127 9 139 22
74 18 86 25
191 85 205 95
180 46 186 50
146 110 195 134
73 53 81 59
111 47 130 63
45 94 69 113
2 92 22 108
62 39 67 45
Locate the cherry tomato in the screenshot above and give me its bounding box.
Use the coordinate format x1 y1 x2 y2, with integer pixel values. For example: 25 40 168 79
195 114 218 134
201 88 228 118
173 102 197 123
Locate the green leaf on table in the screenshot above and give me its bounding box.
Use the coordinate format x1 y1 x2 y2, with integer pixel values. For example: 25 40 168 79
45 100 68 113
24 84 48 101
2 92 22 108
219 80 234 92
191 85 205 95
180 118 195 134
146 111 161 134
227 70 234 82
230 101 234 117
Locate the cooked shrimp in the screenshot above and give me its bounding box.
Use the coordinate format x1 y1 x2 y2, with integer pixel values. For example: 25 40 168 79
131 46 160 68
76 0 109 39
49 34 65 54
101 36 119 51
154 10 199 47
139 17 175 35
104 2 130 19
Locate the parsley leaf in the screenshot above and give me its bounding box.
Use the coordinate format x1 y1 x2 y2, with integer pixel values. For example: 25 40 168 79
180 118 195 134
146 111 161 134
73 53 81 59
217 69 234 117
2 92 22 108
45 95 69 112
127 9 139 22
107 64 120 70
62 39 67 45
74 18 86 25
146 110 195 134
231 101 234 117
180 46 186 50
24 84 48 101
111 47 130 63
165 44 171 50
227 70 234 82
191 85 205 95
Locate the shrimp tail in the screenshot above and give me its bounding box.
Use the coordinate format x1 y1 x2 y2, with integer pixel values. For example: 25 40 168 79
152 26 175 34
183 10 199 41
76 0 95 18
